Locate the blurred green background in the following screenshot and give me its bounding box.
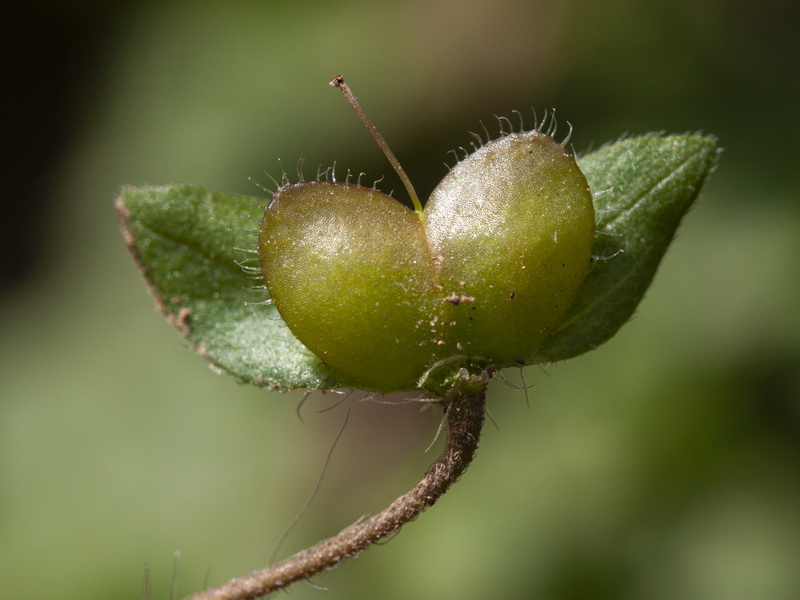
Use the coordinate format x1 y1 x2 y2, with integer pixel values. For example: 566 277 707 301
3 1 799 599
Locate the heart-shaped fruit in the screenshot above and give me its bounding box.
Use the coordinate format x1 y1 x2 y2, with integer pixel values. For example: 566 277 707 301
258 129 595 393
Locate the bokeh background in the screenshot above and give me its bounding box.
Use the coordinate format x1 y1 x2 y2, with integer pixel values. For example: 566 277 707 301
3 1 799 599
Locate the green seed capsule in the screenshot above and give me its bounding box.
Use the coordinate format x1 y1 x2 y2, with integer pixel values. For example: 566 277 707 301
258 130 594 393
258 182 441 392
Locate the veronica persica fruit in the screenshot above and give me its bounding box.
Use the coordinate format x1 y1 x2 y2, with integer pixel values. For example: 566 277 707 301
116 79 718 394
259 85 594 393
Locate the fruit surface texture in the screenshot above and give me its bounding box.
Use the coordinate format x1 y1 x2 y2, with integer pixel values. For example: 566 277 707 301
258 130 595 392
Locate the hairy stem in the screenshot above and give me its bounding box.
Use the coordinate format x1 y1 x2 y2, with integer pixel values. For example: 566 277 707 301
186 389 487 599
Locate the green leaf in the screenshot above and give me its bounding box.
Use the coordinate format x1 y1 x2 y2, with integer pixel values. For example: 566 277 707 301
533 134 720 363
116 184 351 391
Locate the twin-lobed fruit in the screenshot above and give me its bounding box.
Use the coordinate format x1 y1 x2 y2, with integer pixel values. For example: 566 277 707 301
258 129 595 393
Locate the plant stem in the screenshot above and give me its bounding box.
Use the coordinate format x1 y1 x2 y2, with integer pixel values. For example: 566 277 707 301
186 388 487 599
